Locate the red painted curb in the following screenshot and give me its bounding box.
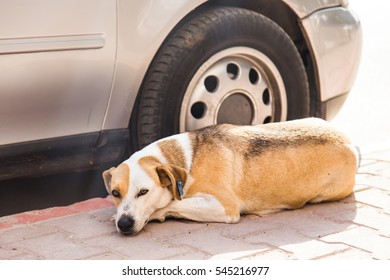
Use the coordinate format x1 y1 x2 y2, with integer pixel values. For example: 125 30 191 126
0 196 114 231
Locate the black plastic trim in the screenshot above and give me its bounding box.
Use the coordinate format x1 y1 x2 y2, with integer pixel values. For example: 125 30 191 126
0 129 129 180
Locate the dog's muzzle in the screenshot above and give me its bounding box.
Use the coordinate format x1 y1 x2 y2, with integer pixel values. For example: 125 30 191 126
117 214 135 235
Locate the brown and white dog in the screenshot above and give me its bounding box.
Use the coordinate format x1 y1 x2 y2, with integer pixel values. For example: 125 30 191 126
103 118 358 236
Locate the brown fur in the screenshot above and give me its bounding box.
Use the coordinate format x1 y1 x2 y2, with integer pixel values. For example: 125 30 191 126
102 163 130 206
138 155 187 200
138 156 162 186
158 139 188 170
185 120 356 218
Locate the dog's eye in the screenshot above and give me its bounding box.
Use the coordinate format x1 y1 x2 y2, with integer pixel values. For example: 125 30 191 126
111 189 121 198
137 188 149 197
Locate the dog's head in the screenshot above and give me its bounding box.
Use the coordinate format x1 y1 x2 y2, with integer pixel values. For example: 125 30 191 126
102 156 187 236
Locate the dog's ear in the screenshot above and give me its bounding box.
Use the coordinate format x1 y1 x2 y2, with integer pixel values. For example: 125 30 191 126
156 165 187 200
102 167 116 193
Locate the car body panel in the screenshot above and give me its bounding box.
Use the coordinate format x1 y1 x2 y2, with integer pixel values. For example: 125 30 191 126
281 0 348 18
102 0 207 131
302 7 362 102
0 0 116 145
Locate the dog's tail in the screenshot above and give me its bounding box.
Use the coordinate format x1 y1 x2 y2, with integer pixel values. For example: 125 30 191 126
352 145 361 170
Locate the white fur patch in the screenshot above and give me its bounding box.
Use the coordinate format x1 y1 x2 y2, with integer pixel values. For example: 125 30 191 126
175 133 193 171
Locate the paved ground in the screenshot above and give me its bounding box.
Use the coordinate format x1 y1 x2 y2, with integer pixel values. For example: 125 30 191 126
0 144 389 260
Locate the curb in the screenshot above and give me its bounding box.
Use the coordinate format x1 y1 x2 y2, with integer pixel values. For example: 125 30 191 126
0 196 114 231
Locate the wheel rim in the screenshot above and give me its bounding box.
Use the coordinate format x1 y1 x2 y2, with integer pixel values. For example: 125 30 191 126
179 47 287 132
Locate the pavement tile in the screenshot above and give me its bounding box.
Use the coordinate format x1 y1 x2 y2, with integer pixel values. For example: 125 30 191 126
354 188 390 214
358 161 390 175
83 252 127 260
7 252 41 260
0 224 57 244
171 226 271 258
321 227 390 259
308 197 358 220
0 246 31 260
35 208 117 240
142 219 209 242
280 239 347 259
239 249 295 260
255 204 357 239
355 174 390 192
325 204 390 235
317 248 373 260
216 214 281 239
289 218 357 239
162 249 211 260
243 224 309 247
83 231 200 260
7 232 107 260
349 206 390 236
378 169 390 179
359 158 378 167
210 248 269 260
365 150 390 162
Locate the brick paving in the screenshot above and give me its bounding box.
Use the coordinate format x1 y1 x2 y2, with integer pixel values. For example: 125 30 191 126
0 145 389 260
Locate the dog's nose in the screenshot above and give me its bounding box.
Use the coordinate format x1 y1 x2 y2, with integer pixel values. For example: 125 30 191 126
117 215 135 235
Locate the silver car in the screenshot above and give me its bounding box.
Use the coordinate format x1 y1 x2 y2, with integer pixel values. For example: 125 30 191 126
0 0 361 179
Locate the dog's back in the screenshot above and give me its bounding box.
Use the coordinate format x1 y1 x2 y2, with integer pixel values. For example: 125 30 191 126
190 118 351 154
187 118 357 216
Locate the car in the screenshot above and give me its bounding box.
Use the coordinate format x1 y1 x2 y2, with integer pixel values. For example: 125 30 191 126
0 0 361 180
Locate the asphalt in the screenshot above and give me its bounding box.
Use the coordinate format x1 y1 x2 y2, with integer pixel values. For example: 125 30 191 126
1 144 390 260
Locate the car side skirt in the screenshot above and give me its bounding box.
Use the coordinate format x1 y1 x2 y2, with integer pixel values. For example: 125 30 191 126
0 129 129 180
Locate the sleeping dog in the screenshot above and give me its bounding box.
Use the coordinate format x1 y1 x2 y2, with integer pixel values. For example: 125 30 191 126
103 118 358 236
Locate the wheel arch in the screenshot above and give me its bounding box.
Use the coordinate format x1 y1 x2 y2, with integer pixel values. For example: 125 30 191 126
129 0 322 135
129 1 316 151
207 0 322 118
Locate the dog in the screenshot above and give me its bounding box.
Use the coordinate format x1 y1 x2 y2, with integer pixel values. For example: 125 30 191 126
103 118 358 236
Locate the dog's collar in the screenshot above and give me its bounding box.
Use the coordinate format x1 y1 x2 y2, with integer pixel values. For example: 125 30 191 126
176 181 184 198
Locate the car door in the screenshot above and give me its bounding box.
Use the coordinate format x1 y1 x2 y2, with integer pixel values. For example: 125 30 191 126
0 0 116 146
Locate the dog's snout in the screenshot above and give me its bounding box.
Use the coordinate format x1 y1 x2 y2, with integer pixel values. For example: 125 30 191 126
117 215 135 235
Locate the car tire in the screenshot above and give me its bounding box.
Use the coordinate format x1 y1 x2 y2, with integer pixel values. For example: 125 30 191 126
130 6 309 150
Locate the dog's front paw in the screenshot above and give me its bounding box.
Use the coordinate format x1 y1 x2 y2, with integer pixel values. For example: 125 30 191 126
150 209 166 223
110 214 116 223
